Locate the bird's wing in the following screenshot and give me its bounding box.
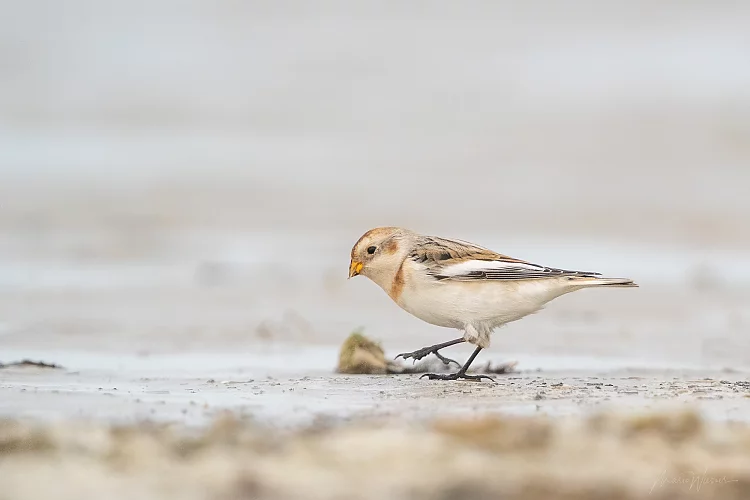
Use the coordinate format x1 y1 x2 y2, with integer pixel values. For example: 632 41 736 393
411 236 601 281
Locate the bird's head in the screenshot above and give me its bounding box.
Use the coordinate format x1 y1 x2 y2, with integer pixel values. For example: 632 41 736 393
349 227 412 287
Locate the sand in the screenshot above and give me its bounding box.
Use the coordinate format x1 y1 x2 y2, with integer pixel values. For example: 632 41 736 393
3 409 750 500
3 346 750 427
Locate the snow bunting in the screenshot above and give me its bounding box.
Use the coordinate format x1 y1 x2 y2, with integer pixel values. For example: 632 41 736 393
348 227 637 381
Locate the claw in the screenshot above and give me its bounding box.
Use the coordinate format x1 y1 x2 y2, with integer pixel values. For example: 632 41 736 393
394 346 458 366
419 372 496 383
432 351 461 368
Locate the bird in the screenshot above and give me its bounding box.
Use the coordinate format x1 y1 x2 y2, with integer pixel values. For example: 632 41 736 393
348 227 637 382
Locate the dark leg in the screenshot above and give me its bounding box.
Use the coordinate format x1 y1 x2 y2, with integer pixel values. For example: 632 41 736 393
395 338 465 367
420 346 495 382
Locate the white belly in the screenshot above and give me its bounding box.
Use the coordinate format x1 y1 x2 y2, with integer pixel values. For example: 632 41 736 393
396 274 572 331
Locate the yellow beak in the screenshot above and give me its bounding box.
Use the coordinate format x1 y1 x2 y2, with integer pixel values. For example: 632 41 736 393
348 260 363 278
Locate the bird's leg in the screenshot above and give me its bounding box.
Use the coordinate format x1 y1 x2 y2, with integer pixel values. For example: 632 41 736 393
395 337 464 367
420 346 495 382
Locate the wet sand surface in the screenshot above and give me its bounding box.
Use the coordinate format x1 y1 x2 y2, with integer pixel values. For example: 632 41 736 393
2 347 750 427
4 341 750 500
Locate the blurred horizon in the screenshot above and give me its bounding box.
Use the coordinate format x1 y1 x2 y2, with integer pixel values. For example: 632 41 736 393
1 1 749 364
1 1 749 250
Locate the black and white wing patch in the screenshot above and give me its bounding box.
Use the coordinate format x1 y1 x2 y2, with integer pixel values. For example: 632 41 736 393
428 259 602 281
409 235 601 282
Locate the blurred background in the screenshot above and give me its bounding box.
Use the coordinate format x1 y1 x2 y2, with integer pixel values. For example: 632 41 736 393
1 1 749 366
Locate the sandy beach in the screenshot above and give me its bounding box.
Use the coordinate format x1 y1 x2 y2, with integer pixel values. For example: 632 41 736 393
2 269 749 498
2 1 750 498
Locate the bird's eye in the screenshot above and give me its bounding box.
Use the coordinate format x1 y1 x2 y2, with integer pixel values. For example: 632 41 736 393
367 246 377 255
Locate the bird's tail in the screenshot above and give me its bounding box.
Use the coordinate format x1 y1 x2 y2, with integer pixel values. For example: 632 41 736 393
567 276 638 288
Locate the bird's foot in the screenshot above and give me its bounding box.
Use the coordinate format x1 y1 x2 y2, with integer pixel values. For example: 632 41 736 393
395 346 460 367
419 372 496 383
